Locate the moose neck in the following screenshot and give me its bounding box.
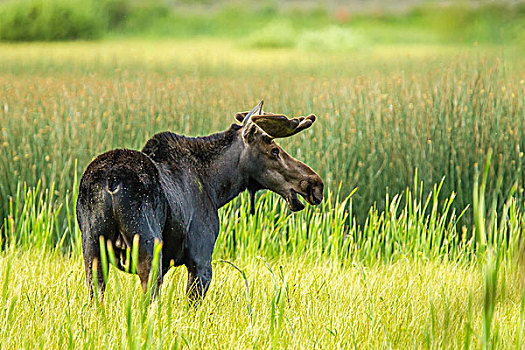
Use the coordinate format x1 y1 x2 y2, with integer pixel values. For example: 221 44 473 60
142 125 250 210
197 127 248 209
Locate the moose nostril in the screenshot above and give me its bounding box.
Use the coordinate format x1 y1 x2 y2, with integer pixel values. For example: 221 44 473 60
307 181 323 205
314 191 323 204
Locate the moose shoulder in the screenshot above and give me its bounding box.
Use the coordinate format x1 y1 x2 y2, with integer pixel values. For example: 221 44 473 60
76 101 324 303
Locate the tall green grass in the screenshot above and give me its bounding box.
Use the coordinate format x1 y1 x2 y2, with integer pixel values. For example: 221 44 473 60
0 41 523 228
0 0 107 41
1 176 524 348
0 19 524 349
0 46 524 348
3 165 523 267
2 147 523 348
3 247 525 349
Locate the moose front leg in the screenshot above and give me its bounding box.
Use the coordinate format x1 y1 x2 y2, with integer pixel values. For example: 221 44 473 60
183 208 219 305
186 261 213 304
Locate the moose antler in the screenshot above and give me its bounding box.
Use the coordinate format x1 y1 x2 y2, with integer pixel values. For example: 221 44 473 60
239 100 264 126
251 114 316 138
236 100 316 138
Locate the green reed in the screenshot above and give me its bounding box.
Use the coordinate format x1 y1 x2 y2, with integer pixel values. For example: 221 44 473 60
0 42 523 228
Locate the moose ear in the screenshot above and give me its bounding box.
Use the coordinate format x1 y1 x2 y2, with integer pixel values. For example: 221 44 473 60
251 114 316 138
235 112 249 123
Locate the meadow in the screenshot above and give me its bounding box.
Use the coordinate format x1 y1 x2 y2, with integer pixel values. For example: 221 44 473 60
0 30 525 349
1 39 524 225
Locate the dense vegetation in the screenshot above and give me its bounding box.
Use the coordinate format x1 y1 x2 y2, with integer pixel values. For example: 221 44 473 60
1 2 525 348
0 40 523 229
0 0 524 44
0 38 524 348
1 142 525 347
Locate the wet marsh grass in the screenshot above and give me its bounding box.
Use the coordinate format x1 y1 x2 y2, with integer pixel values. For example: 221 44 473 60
0 40 524 226
1 161 524 347
1 247 525 349
1 39 525 348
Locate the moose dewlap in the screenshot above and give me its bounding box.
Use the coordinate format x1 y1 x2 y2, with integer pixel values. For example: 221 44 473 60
76 100 323 303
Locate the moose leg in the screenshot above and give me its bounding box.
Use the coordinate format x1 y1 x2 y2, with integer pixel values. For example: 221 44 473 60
186 261 213 304
136 237 163 298
112 193 166 298
82 235 108 302
184 209 219 305
129 213 164 298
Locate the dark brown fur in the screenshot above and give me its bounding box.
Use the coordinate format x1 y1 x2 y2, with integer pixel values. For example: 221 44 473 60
142 125 241 167
77 106 323 304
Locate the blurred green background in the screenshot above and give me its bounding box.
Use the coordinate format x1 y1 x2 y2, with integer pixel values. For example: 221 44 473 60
0 0 524 45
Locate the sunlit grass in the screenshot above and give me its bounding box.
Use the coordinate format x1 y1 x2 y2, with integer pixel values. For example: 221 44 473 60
0 156 523 347
1 39 525 348
1 247 524 349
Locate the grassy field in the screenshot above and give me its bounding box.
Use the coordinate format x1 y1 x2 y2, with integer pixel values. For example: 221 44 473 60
1 39 524 225
1 249 525 349
1 38 525 348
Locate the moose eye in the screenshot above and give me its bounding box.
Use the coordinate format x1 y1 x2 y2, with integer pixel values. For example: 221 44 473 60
271 148 280 157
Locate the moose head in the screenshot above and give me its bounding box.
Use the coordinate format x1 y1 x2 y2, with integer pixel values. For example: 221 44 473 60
235 100 324 213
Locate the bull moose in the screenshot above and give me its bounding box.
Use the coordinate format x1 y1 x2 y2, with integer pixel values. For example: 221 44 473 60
76 100 324 303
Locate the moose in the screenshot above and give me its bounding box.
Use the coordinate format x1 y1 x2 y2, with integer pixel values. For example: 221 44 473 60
76 101 324 303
